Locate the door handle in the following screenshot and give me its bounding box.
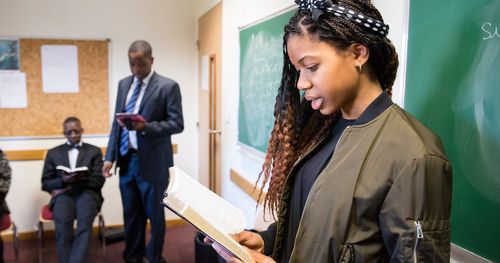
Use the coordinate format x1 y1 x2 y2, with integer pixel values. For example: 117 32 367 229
209 129 222 134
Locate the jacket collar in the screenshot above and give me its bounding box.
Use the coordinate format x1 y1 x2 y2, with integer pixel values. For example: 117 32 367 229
351 91 394 125
120 71 157 113
138 72 158 112
65 141 83 148
64 142 86 167
133 70 154 88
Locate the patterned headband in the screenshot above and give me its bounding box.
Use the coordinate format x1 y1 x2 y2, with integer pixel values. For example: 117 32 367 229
295 0 389 37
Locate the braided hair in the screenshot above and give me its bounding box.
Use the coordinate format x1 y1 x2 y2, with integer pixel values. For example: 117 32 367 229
256 0 399 218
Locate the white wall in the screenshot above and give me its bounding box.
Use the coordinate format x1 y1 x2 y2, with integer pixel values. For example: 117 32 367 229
194 0 221 18
373 0 409 107
219 0 408 229
0 0 199 232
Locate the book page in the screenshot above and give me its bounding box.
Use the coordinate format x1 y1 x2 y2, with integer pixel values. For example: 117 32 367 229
56 165 71 173
56 165 88 173
72 166 88 172
182 207 254 263
164 166 254 263
165 167 246 235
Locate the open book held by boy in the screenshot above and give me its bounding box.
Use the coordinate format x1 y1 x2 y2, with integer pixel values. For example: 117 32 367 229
56 165 89 184
163 167 255 263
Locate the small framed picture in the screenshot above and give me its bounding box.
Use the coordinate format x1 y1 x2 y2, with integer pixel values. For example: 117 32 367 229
0 39 20 70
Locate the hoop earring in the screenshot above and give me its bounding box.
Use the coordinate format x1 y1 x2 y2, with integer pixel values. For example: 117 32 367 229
356 63 362 73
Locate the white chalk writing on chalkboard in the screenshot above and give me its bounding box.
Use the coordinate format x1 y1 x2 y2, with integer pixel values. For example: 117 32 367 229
481 23 500 40
453 2 500 204
240 31 283 150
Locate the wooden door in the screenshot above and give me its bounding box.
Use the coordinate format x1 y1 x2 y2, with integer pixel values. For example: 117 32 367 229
198 2 222 193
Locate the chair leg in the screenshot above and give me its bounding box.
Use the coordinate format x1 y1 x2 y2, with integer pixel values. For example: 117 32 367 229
98 213 106 262
37 221 43 263
12 223 19 262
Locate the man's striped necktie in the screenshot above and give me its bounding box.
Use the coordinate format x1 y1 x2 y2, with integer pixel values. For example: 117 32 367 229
119 79 142 156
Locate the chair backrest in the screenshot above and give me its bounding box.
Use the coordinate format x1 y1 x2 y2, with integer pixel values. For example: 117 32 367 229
40 152 54 222
41 204 53 221
0 213 11 231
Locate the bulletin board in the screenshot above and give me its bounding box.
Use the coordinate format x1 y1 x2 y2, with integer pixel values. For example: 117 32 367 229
0 38 109 137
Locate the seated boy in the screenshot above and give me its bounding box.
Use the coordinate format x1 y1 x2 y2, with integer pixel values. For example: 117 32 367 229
42 117 104 263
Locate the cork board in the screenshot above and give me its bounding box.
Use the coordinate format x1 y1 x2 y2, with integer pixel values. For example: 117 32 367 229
0 39 109 136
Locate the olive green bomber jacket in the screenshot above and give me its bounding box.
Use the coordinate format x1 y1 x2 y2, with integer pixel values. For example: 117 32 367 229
272 105 452 262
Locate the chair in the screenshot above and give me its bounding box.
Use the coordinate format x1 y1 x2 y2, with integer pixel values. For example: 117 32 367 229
0 213 19 260
37 204 107 262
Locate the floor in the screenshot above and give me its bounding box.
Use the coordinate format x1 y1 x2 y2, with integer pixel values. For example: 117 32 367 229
2 225 202 263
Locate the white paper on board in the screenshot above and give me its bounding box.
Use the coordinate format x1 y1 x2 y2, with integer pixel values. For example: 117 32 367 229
41 45 79 93
0 71 27 108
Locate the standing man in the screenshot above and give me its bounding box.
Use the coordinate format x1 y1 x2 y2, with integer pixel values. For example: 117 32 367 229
103 40 183 263
42 117 104 263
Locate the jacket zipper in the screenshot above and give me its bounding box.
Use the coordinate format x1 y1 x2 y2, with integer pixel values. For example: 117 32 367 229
413 220 424 263
289 126 352 259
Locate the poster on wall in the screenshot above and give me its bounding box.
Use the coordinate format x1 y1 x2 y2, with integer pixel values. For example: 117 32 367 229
41 44 80 93
0 72 27 108
0 39 20 70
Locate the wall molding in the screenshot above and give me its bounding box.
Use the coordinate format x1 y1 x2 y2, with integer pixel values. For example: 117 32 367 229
229 168 266 204
451 244 492 263
4 144 177 161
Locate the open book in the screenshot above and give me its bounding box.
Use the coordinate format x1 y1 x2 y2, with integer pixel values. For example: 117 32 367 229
115 112 145 122
116 113 146 130
163 166 255 263
56 165 88 174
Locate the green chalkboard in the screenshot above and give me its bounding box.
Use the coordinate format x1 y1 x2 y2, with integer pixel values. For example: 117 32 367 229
406 0 500 261
238 10 295 153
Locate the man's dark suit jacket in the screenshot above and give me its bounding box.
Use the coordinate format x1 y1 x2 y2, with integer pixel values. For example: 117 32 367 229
105 72 184 184
42 143 105 209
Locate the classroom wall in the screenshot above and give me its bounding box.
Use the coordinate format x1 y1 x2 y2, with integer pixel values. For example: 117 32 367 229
219 0 408 229
0 0 199 232
194 0 221 18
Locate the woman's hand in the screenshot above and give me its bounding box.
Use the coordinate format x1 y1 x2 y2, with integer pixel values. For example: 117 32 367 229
206 230 273 263
211 242 276 263
231 230 265 253
204 230 265 253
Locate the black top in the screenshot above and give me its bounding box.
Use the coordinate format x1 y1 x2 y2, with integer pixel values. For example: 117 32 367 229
276 91 393 262
280 116 354 262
